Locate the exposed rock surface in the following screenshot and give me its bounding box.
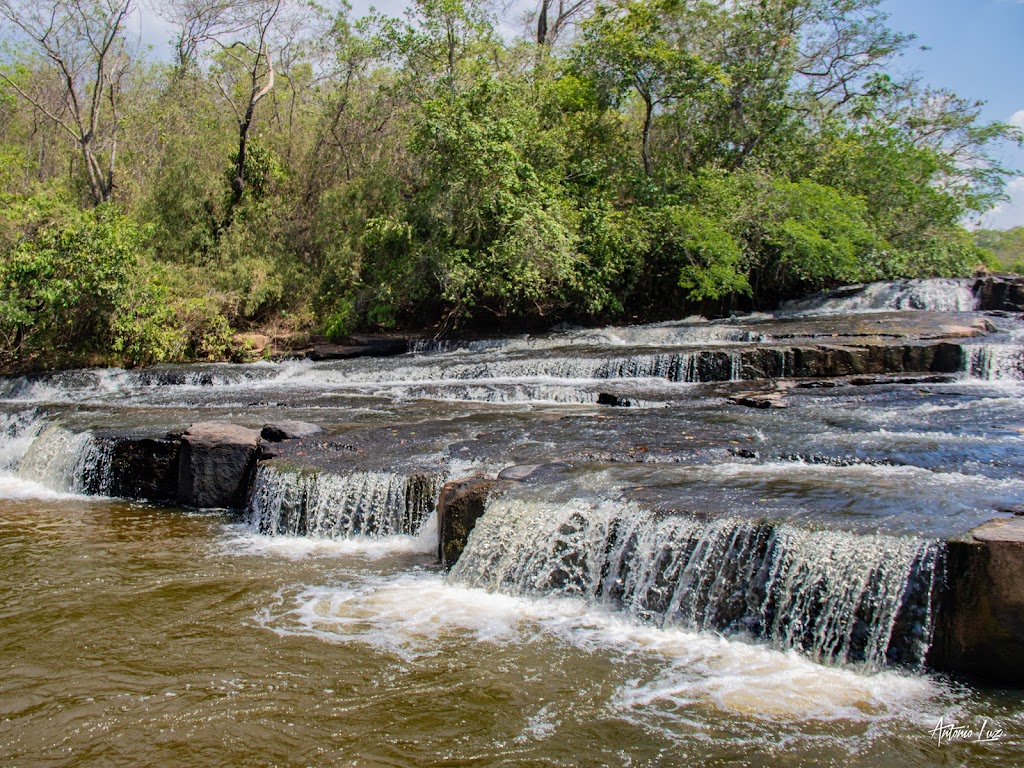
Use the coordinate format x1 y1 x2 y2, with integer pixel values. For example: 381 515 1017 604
308 337 408 361
596 392 634 407
261 421 323 442
930 518 1024 683
177 422 262 509
437 478 499 568
89 435 181 502
233 333 270 356
975 276 1024 312
753 311 993 341
497 464 550 481
729 391 787 409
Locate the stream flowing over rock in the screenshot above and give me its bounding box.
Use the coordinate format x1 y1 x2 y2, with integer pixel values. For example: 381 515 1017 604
2 277 1024 686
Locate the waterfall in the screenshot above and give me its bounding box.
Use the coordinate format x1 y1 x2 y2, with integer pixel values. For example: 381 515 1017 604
0 410 45 471
14 424 112 494
964 344 1024 381
450 498 941 669
246 465 439 538
783 278 978 315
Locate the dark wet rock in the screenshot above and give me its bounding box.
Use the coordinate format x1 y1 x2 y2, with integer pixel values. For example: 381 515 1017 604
261 421 323 442
308 337 408 361
778 453 900 468
597 392 634 407
931 518 1024 684
762 341 964 379
178 422 262 509
728 447 759 459
437 477 499 568
975 276 1024 312
893 374 958 385
89 436 181 502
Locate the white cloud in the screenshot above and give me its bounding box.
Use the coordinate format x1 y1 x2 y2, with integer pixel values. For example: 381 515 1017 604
1009 110 1024 130
980 176 1024 230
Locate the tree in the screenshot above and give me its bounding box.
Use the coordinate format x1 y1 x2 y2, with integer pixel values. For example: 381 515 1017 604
536 0 594 46
0 0 135 205
163 0 310 208
575 0 725 176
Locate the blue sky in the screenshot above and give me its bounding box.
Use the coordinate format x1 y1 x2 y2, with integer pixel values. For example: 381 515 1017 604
882 0 1024 228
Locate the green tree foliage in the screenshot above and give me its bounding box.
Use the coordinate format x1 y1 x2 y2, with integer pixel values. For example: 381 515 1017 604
974 227 1024 274
0 0 1019 369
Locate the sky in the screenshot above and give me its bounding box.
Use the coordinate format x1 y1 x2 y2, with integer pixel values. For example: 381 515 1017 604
134 0 1024 229
881 0 1024 229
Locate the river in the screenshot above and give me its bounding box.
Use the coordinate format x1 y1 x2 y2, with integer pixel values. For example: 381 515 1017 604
1 278 1023 766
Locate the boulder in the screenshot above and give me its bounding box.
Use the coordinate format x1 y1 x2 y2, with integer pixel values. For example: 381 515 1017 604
497 464 548 481
975 276 1024 312
105 437 181 502
930 518 1024 683
437 477 498 568
261 421 323 442
233 333 270 356
729 391 786 409
596 392 634 407
177 422 262 509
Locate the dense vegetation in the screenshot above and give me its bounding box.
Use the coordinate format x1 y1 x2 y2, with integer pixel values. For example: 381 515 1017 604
0 0 1020 370
975 227 1024 275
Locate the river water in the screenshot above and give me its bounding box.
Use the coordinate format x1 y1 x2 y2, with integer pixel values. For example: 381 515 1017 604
2 279 1024 766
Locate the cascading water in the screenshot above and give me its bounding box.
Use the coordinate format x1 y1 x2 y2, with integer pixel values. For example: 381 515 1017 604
963 344 1024 381
782 278 978 315
246 465 439 538
0 410 43 471
11 422 111 495
450 497 941 669
3 276 1024 764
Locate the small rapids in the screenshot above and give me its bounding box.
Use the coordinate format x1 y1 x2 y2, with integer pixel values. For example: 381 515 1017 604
245 465 440 539
450 497 942 669
782 278 978 315
1 275 1024 766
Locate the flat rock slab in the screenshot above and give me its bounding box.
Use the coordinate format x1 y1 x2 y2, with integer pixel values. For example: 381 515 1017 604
971 517 1024 543
750 311 994 341
261 421 323 442
178 422 262 509
729 391 787 409
308 338 408 360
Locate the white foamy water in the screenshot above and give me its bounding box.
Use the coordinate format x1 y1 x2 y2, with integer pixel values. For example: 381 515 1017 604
246 465 440 538
222 513 438 560
782 278 977 315
15 425 110 495
256 572 941 723
0 411 91 500
0 473 84 500
963 344 1024 382
412 317 751 354
0 410 43 470
679 459 1024 492
450 497 941 667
